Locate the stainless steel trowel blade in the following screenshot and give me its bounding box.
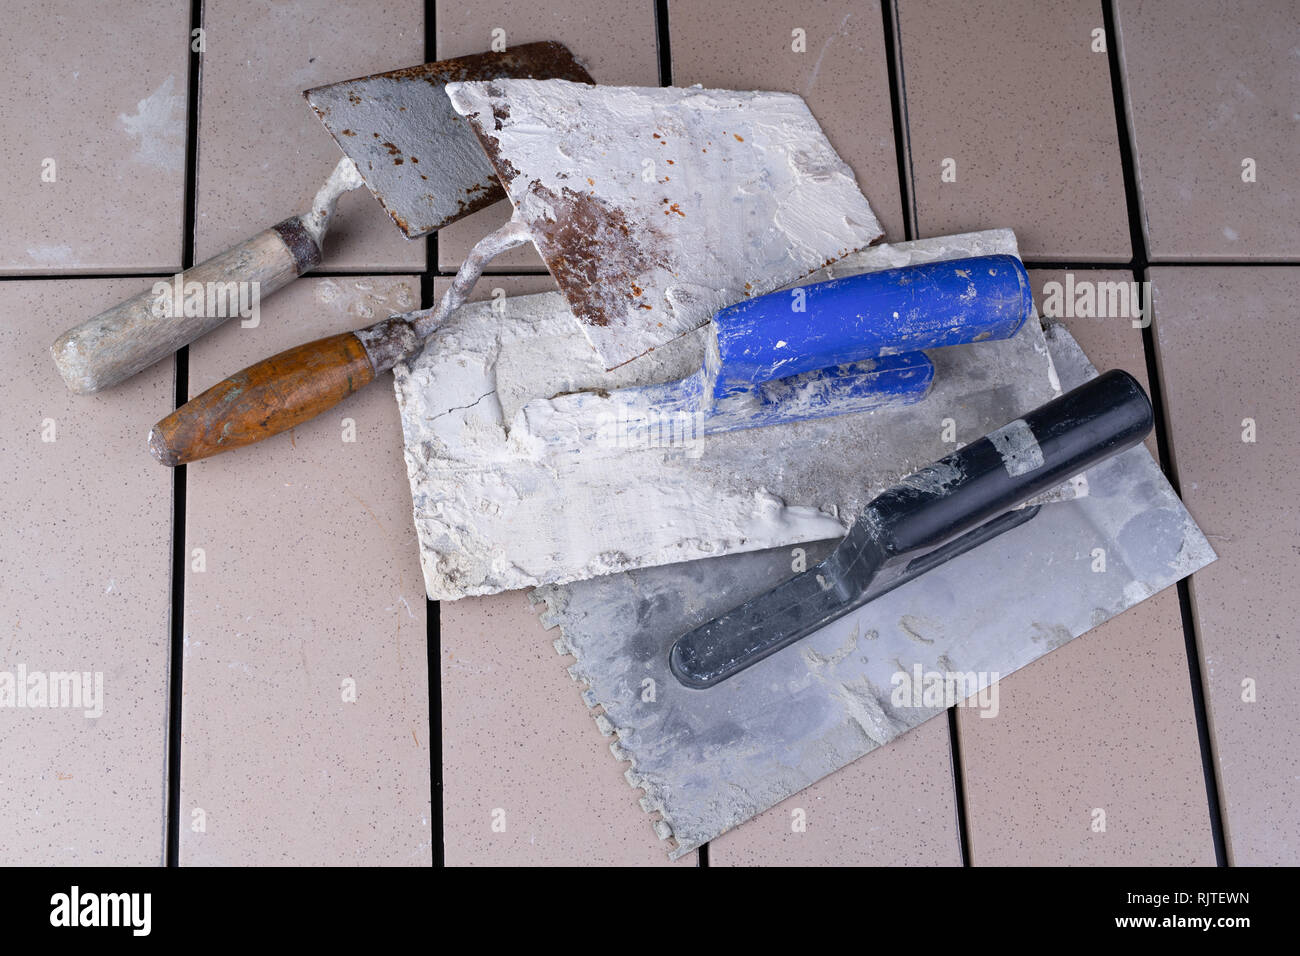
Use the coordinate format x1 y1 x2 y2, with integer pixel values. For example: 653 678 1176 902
447 79 884 369
534 325 1216 859
304 42 593 238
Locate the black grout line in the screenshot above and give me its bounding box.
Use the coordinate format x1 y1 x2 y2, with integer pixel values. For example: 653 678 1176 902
8 258 1294 285
883 0 971 866
946 709 972 865
0 272 179 282
654 0 672 87
1103 0 1229 867
880 0 913 243
165 0 205 870
655 0 704 868
423 0 444 870
886 0 919 239
1146 259 1300 267
1021 261 1138 271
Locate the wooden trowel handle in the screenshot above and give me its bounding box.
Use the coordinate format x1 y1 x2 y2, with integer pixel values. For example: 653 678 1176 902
51 218 323 394
148 316 419 466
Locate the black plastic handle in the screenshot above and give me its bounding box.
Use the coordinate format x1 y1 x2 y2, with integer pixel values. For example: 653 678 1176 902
871 369 1152 557
669 370 1154 689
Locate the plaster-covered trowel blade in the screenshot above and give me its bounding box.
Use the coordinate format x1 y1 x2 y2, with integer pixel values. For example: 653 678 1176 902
304 42 594 238
533 325 1216 859
445 79 884 369
525 254 1032 448
393 228 1064 601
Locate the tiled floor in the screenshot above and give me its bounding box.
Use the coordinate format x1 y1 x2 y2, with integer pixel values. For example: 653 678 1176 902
2 1 1295 866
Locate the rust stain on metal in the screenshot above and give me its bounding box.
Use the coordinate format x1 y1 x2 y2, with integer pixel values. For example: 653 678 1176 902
522 183 670 329
467 122 520 187
364 41 593 89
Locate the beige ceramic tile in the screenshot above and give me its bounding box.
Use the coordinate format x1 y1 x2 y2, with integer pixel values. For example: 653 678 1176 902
180 275 431 866
433 274 692 865
668 0 906 242
1115 1 1300 259
1150 266 1300 865
442 591 694 866
896 0 1130 261
960 286 1213 864
435 273 558 304
434 0 661 271
0 279 172 864
195 0 424 269
958 590 1214 865
1030 268 1159 459
0 1 189 273
708 719 963 866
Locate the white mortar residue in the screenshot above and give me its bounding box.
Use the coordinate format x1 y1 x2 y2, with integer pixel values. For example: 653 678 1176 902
394 228 1065 601
118 75 185 172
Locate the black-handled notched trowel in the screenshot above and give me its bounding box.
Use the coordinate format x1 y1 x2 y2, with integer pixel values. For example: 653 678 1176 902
669 369 1155 689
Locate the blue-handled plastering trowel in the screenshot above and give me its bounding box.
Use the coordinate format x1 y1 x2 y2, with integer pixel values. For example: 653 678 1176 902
395 228 1065 601
527 254 1033 448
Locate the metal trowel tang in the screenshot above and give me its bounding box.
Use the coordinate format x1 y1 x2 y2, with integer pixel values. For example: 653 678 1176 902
670 369 1156 688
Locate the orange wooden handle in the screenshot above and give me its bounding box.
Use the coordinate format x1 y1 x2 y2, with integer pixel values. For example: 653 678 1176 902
148 332 377 466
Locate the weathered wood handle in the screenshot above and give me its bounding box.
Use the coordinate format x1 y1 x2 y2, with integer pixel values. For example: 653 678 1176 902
51 218 323 394
147 316 419 466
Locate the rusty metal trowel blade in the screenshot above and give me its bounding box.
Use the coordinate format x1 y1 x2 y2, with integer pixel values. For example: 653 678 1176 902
446 79 884 369
304 42 593 238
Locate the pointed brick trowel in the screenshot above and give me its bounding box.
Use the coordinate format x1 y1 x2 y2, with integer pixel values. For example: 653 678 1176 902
148 79 884 465
51 42 593 394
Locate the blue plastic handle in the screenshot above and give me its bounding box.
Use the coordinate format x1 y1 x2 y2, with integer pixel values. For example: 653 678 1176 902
531 254 1036 451
706 254 1033 400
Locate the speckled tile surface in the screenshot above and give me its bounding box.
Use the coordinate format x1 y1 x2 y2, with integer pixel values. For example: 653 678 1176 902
434 0 660 271
668 0 906 242
434 274 690 864
959 589 1214 865
1115 0 1300 259
8 0 1298 870
0 279 171 864
895 0 1130 260
708 720 962 866
194 0 425 269
180 275 431 866
1151 266 1300 866
1030 268 1160 459
0 1 189 273
442 592 693 866
959 284 1213 864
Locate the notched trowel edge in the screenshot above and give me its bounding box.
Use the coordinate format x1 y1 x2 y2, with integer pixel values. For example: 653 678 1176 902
531 325 1216 859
